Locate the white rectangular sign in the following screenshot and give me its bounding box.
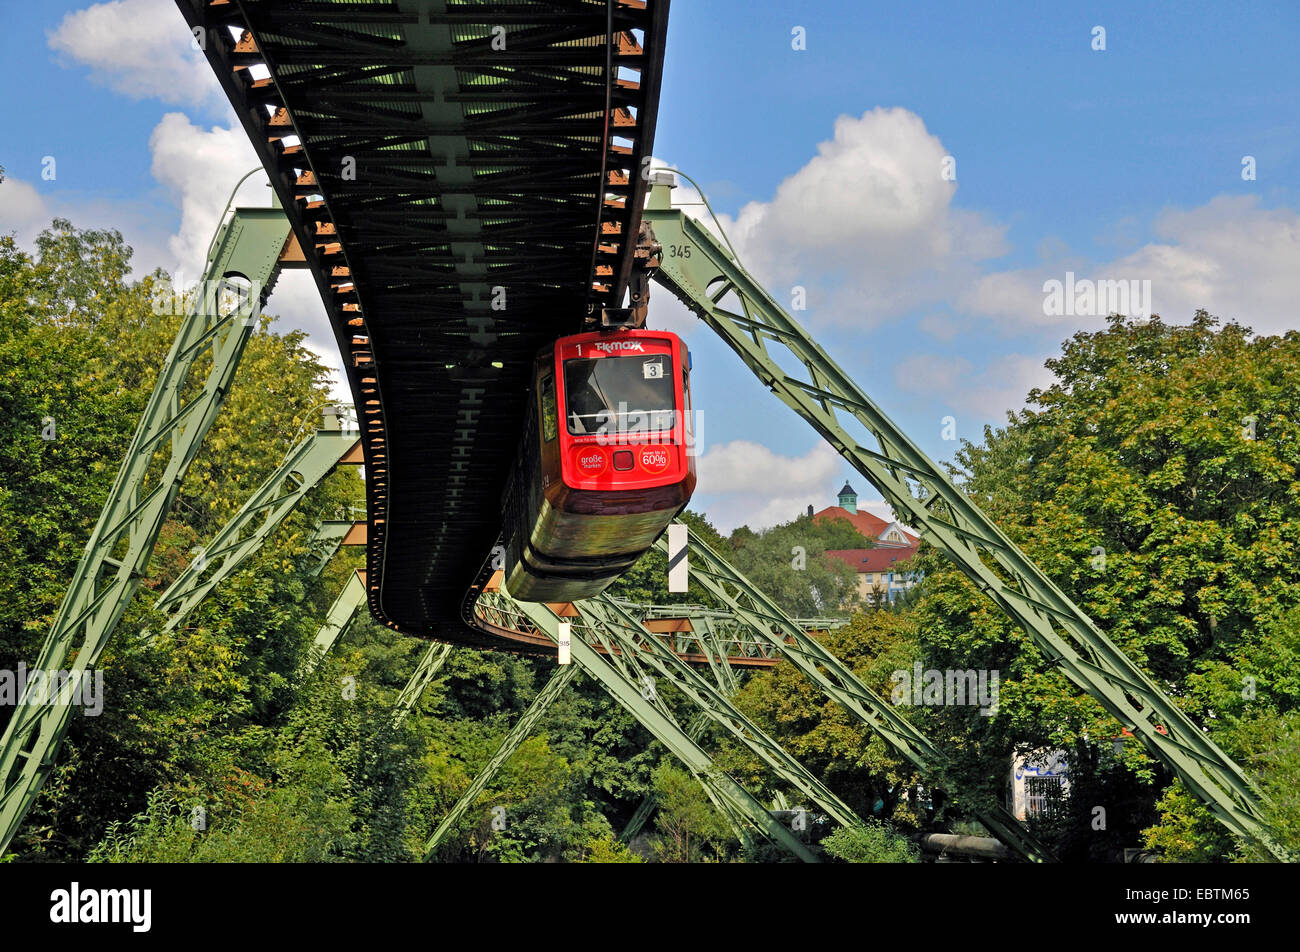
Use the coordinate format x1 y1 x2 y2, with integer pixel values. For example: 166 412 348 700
667 523 688 593
557 621 572 665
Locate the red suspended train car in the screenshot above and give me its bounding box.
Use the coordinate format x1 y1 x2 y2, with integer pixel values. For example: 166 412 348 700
501 328 697 602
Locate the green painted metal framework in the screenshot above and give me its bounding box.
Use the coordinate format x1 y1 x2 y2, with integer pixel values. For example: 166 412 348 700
398 592 860 853
392 642 453 727
0 207 295 855
641 181 1284 860
422 662 580 860
153 424 361 633
649 525 1052 862
576 595 862 828
308 570 369 668
620 711 708 842
609 598 848 673
466 596 818 861
306 520 355 578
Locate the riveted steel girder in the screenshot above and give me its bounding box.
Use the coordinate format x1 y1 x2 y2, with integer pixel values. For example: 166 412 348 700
473 594 818 862
644 179 1284 859
0 208 295 855
154 425 361 633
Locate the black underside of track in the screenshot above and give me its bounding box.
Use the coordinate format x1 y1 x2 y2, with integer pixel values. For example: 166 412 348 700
179 0 670 646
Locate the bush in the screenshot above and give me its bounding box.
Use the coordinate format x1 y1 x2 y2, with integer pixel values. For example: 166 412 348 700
821 822 919 863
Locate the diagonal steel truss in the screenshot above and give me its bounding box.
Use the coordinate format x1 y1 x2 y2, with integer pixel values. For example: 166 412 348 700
307 570 368 670
643 181 1284 860
620 711 710 843
153 424 361 634
469 594 818 862
392 642 453 728
305 519 358 579
652 527 1053 862
577 595 863 829
0 207 296 855
421 662 580 861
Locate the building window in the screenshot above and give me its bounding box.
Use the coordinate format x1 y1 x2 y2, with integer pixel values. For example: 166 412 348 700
1024 776 1066 818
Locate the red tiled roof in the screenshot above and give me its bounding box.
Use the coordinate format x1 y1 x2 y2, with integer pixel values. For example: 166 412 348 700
813 506 889 539
825 545 919 574
814 506 919 544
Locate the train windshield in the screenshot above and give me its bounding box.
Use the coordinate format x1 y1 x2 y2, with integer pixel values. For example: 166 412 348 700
564 354 676 436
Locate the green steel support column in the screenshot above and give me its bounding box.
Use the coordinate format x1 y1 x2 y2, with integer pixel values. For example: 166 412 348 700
614 605 844 841
621 711 709 843
392 642 453 727
621 790 660 844
559 605 753 851
645 181 1284 860
305 516 361 578
478 595 818 862
423 663 580 860
580 595 864 830
0 207 293 856
684 615 739 695
306 570 368 669
656 528 1054 863
153 424 360 633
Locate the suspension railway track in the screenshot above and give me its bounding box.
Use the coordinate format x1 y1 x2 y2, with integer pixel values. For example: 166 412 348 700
181 0 672 652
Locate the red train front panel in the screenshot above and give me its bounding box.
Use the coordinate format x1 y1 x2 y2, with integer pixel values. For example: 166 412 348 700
550 329 694 494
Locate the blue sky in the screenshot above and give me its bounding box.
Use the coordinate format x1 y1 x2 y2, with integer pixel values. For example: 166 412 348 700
2 0 1298 531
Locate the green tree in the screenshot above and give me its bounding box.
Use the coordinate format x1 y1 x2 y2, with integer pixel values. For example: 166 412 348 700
821 821 919 863
724 513 870 616
578 831 644 863
910 312 1300 860
649 763 736 862
0 218 364 859
720 609 926 826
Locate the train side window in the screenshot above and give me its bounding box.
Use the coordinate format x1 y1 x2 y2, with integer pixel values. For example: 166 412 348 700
540 374 557 442
682 367 693 441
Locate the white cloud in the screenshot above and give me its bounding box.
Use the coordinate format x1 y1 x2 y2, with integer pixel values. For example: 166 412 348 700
698 439 841 495
965 196 1300 336
148 112 263 276
691 439 907 533
0 177 52 245
48 0 225 112
707 108 1009 328
0 170 177 277
1114 196 1300 335
300 332 351 402
894 351 1054 422
145 114 343 385
694 439 894 532
892 353 972 395
695 439 840 532
2 113 343 395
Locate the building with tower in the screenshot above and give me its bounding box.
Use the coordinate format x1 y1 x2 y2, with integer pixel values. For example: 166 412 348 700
810 483 921 605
